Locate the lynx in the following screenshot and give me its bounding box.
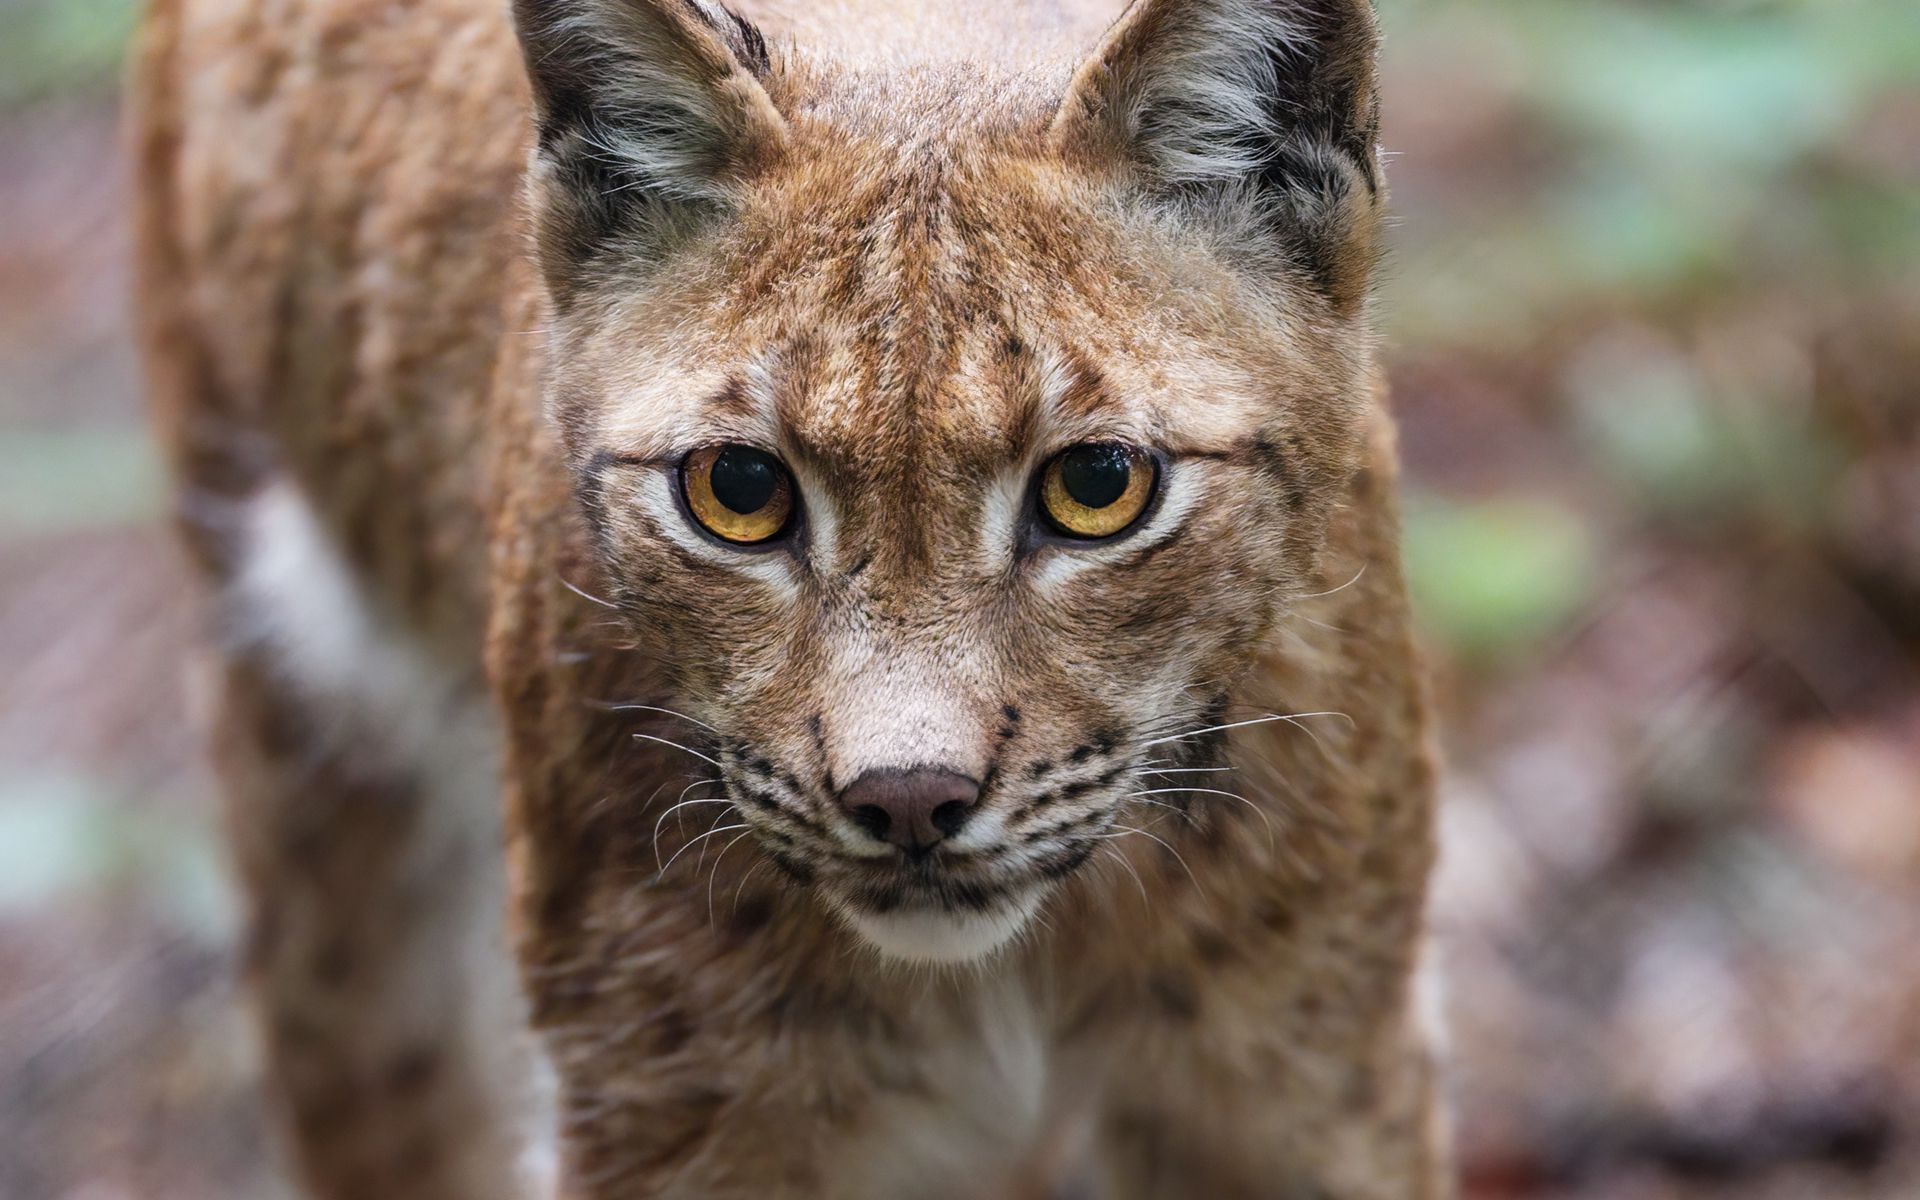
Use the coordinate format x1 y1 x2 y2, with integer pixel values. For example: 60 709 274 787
132 0 1448 1196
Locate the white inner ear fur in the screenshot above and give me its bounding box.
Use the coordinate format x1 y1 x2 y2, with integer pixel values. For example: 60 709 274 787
1107 1 1315 186
527 0 783 206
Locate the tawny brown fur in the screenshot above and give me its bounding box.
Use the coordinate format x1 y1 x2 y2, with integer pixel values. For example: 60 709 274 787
133 0 1450 1196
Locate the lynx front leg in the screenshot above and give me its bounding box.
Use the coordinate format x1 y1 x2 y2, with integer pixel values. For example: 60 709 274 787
213 652 547 1200
210 486 550 1200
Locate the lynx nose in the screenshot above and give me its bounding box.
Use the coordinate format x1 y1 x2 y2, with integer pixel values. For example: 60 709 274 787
837 769 980 855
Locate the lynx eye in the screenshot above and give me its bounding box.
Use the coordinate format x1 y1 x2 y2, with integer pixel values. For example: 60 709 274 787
1039 443 1157 540
681 444 794 545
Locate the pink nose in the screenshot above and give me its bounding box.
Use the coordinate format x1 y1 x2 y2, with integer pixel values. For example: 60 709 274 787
836 769 981 854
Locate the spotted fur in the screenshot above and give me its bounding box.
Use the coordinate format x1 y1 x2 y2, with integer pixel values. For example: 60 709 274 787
134 0 1449 1196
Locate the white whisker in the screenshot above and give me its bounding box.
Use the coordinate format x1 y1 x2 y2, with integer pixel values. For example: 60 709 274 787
1137 711 1352 749
691 803 739 875
1101 823 1199 890
632 732 723 767
1297 565 1367 601
1129 797 1193 823
1129 787 1274 852
649 776 721 842
594 777 670 821
607 703 721 732
707 830 756 925
651 790 730 872
658 822 751 878
1096 845 1151 908
730 859 769 918
1129 786 1252 801
1290 612 1348 634
560 577 620 609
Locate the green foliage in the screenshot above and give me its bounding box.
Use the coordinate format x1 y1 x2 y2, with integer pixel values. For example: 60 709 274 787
1380 0 1920 349
0 771 236 934
1401 493 1597 661
0 429 164 534
1381 0 1913 660
1565 338 1844 527
0 0 139 107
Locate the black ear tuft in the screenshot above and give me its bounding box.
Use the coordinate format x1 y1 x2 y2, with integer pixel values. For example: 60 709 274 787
512 0 783 293
713 3 772 76
1053 0 1384 309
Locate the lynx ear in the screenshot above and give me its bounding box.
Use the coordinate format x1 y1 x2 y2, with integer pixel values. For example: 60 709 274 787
1051 0 1383 310
513 0 784 292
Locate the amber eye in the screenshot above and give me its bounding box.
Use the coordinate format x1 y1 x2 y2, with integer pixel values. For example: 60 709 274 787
681 444 794 545
1039 443 1157 540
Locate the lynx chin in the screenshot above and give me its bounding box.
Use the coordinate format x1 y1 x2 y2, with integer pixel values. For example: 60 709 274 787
134 0 1451 1195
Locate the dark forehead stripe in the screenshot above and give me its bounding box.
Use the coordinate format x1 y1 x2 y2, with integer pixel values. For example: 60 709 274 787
706 374 757 418
1054 347 1113 421
993 331 1048 458
766 286 1040 476
766 337 849 467
819 164 983 424
730 146 1118 468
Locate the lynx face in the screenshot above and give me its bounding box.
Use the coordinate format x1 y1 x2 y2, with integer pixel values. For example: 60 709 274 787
516 0 1385 961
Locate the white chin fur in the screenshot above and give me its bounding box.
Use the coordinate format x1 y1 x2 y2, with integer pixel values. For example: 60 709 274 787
840 889 1043 965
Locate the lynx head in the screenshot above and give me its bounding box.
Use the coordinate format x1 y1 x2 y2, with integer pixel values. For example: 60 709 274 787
513 0 1385 962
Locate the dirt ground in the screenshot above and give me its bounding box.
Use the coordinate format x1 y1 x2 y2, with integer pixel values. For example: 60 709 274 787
2 2 1917 1197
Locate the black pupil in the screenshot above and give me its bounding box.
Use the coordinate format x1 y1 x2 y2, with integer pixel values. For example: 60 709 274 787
1060 444 1133 509
709 447 779 515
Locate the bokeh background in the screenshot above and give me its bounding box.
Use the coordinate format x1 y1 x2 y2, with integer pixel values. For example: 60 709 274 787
2 0 1916 1196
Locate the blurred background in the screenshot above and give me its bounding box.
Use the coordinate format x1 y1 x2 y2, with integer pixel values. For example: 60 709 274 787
1 0 1915 1196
